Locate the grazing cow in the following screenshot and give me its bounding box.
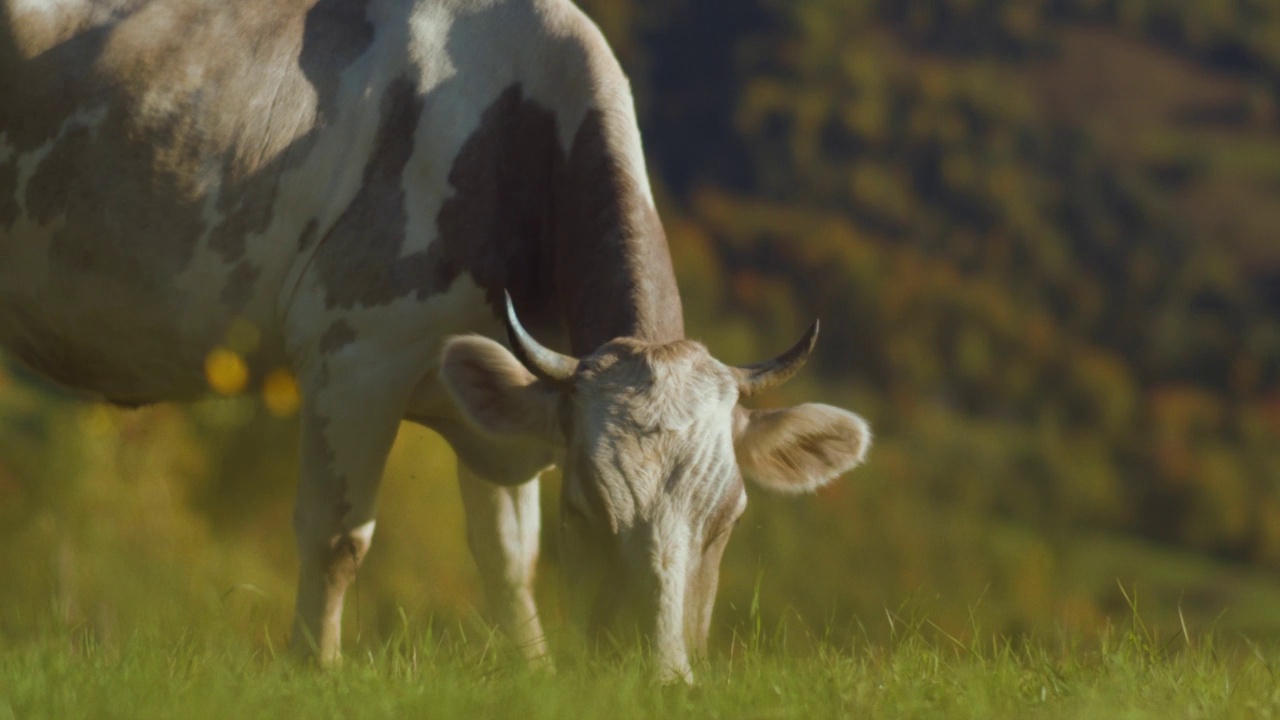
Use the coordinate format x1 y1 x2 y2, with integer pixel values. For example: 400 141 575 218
0 0 871 681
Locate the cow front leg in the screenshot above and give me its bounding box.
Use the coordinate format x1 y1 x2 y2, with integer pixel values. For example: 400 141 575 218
458 462 549 666
290 371 407 666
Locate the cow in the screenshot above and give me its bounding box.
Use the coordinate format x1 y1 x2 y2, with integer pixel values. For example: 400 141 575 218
0 0 871 682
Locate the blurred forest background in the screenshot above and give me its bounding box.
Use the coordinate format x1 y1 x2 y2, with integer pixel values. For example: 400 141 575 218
3 0 1280 654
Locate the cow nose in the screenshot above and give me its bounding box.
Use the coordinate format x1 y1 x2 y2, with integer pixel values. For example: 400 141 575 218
587 595 695 685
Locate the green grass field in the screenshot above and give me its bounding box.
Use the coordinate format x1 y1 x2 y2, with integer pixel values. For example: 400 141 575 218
4 612 1278 720
6 398 1280 718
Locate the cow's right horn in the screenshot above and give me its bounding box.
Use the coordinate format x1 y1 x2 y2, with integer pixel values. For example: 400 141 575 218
503 291 577 386
732 320 820 398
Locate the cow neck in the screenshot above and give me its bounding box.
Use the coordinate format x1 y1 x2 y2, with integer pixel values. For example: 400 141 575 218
552 108 685 357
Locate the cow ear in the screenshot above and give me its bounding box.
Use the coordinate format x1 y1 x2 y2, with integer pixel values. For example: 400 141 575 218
733 404 871 493
440 335 561 442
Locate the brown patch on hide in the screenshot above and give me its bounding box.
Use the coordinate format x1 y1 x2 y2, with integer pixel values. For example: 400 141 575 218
319 320 358 353
433 84 561 320
2 0 378 290
315 82 562 317
554 110 684 353
303 397 343 501
297 218 319 252
0 16 112 154
206 159 283 264
334 485 354 523
312 69 684 353
39 97 210 284
24 124 91 225
313 77 437 309
299 377 356 533
299 0 375 120
206 0 376 264
298 7 681 346
0 159 19 229
427 85 683 351
221 261 261 311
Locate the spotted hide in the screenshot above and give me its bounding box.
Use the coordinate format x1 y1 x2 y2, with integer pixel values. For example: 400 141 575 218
0 0 871 683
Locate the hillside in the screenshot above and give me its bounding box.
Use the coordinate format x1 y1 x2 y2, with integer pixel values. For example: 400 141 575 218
579 0 1280 639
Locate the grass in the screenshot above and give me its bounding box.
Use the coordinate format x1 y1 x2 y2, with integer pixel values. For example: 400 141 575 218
4 606 1280 720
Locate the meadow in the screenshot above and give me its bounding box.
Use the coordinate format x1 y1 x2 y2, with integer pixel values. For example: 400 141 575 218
4 390 1279 719
3 610 1277 720
5 0 1280 716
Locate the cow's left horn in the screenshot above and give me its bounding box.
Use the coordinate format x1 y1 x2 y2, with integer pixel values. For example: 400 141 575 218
732 320 820 398
503 291 577 385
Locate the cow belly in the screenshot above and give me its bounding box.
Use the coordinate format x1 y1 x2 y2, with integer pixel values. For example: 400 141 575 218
0 224 290 405
0 309 208 405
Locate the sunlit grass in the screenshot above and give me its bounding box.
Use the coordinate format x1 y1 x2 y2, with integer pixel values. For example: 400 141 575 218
4 608 1280 720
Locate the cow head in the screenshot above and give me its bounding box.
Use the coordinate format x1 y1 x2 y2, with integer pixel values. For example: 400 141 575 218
439 295 871 682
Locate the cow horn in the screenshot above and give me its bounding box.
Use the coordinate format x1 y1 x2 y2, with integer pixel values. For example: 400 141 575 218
503 291 577 385
732 320 820 398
